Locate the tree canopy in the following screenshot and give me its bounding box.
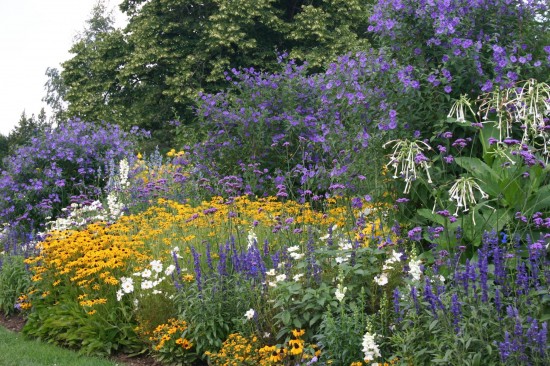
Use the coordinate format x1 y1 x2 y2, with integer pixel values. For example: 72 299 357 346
54 0 373 147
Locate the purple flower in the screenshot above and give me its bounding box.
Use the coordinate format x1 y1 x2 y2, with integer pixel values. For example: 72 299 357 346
393 288 402 322
481 80 493 92
191 246 202 293
450 293 461 333
410 286 420 315
451 138 468 149
408 226 422 241
351 197 363 209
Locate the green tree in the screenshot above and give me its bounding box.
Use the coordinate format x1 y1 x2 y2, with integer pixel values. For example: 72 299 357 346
7 109 50 154
60 2 129 125
59 0 374 149
43 67 68 123
0 133 8 170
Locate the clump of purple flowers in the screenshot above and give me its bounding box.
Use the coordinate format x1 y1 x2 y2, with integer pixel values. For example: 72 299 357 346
0 119 143 251
189 52 417 200
388 230 549 364
369 0 549 93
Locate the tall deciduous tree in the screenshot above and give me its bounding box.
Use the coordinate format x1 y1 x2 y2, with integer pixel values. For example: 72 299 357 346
58 0 374 148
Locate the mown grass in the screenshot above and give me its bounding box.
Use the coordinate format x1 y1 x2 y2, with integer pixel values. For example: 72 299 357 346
0 326 119 366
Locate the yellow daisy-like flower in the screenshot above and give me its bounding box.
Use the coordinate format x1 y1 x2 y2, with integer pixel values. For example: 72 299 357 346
291 328 305 338
288 338 304 356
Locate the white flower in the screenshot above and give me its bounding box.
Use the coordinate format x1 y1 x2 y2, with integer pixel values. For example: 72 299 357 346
121 277 134 294
362 332 381 361
247 229 258 249
382 250 402 271
141 269 152 278
447 94 474 123
107 192 125 221
275 274 287 282
244 309 255 320
335 256 346 264
116 289 124 301
287 245 300 252
153 278 164 287
290 252 304 260
141 280 154 290
265 268 276 276
118 159 130 188
293 273 304 282
263 332 271 338
383 139 433 194
335 284 347 302
338 239 352 251
374 273 388 286
408 258 422 282
171 247 182 258
448 176 489 216
150 260 163 273
164 264 176 276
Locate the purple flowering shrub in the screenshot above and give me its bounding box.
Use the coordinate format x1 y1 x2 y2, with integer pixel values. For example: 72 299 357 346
0 120 144 250
368 0 550 131
184 1 550 204
188 54 417 201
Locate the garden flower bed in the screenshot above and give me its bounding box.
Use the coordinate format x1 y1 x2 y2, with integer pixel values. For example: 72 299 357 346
1 1 549 365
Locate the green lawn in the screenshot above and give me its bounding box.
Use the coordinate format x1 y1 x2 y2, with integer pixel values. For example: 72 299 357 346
0 326 119 366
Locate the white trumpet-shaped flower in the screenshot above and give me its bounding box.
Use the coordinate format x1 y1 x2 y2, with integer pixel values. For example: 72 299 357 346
448 177 489 217
447 94 475 122
384 139 433 194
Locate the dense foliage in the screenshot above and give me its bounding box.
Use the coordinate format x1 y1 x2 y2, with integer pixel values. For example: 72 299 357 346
0 120 144 250
1 1 549 365
56 0 374 146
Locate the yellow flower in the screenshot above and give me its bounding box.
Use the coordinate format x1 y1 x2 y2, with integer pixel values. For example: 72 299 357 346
288 338 304 355
291 328 305 338
182 274 195 282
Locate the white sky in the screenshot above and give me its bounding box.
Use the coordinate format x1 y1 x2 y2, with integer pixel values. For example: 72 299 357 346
0 0 126 136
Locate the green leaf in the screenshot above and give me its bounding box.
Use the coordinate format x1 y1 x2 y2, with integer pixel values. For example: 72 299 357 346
525 184 550 215
454 157 500 196
281 311 291 326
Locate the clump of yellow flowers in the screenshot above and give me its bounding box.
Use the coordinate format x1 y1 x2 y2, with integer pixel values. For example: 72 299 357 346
206 329 321 366
148 318 195 364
